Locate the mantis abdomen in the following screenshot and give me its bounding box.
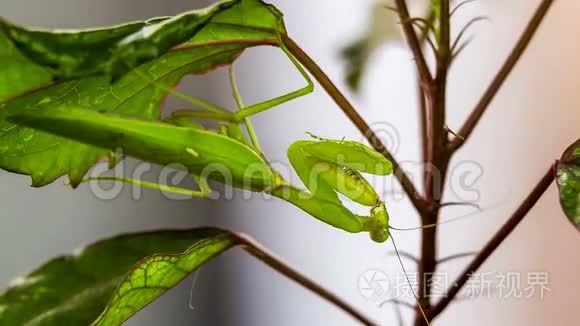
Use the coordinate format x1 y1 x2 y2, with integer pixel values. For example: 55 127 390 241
9 107 275 191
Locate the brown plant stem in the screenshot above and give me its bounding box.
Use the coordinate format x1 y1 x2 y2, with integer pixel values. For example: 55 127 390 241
429 166 555 318
414 2 452 324
394 0 433 88
234 232 377 326
282 34 426 213
418 9 437 164
412 0 555 323
448 0 555 151
283 0 556 324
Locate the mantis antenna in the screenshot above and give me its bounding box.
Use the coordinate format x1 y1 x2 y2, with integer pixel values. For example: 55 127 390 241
390 234 431 325
389 199 506 232
389 209 480 231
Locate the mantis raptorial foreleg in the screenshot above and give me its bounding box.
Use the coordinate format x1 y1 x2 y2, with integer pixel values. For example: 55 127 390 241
280 135 395 241
83 174 212 198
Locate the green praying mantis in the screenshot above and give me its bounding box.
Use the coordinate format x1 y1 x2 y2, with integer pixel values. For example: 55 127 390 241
8 35 435 325
8 45 395 243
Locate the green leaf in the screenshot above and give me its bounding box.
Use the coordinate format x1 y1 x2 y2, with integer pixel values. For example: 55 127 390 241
0 0 286 187
556 139 580 229
0 31 52 100
0 228 237 325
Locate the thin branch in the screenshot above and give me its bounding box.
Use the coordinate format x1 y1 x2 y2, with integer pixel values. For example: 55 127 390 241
450 0 477 17
394 0 433 88
393 300 405 326
451 16 489 55
402 17 437 34
437 201 481 210
379 298 417 311
409 20 438 59
437 0 452 70
418 77 428 163
282 35 426 212
437 251 477 264
429 165 555 318
234 233 377 326
449 0 555 151
450 36 474 63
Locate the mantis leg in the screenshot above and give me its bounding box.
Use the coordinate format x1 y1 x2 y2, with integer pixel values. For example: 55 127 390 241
233 44 314 120
269 185 364 233
139 44 313 124
192 174 212 195
83 175 212 198
229 64 262 151
128 58 232 115
167 109 236 122
163 115 205 129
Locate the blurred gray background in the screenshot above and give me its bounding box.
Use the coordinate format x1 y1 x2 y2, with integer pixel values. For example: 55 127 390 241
1 0 579 325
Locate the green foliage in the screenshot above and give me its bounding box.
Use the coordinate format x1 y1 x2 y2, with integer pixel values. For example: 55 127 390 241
1 0 394 239
0 0 285 187
0 0 572 324
0 1 397 324
0 228 236 325
556 139 580 229
0 0 283 81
